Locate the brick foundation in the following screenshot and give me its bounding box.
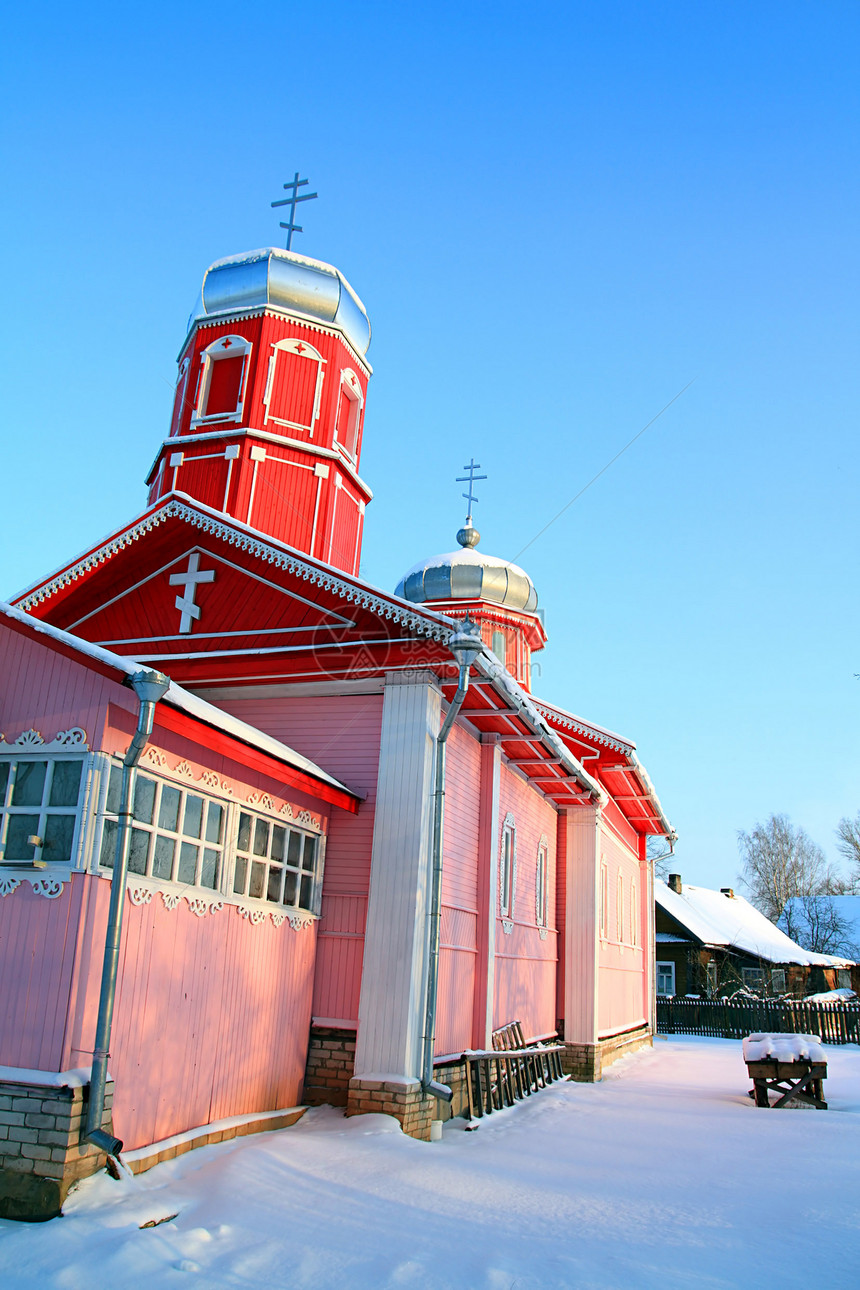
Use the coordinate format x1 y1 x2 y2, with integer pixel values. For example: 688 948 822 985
562 1025 652 1082
347 1077 437 1140
303 1026 357 1107
0 1077 115 1222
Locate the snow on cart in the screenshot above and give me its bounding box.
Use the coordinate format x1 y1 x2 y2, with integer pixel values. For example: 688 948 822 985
742 1033 827 1109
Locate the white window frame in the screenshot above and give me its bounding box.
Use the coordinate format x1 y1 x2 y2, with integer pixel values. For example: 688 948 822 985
535 837 549 929
0 752 87 868
232 804 322 916
334 368 364 461
500 813 516 926
770 968 786 995
656 961 675 996
706 960 718 995
263 338 325 435
192 335 251 426
491 630 507 665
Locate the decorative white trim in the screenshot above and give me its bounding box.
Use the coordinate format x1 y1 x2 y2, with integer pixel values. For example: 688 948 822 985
535 833 549 930
499 812 517 923
0 877 21 897
187 896 213 918
128 886 153 905
238 905 267 925
502 919 514 935
144 747 168 769
30 877 65 899
263 338 325 435
0 727 90 753
174 759 195 779
279 803 294 819
247 792 274 811
199 769 221 789
539 927 548 941
286 910 314 931
161 891 182 911
271 911 287 927
15 498 451 643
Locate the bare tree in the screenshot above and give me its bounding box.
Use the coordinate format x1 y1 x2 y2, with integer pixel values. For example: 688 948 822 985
835 812 860 890
780 894 859 958
647 835 675 881
737 814 838 923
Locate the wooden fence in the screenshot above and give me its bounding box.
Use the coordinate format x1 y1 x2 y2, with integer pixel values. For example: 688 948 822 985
657 997 860 1045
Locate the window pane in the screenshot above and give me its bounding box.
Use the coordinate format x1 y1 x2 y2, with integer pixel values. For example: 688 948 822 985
183 795 204 840
4 815 39 861
178 841 198 885
237 813 252 853
100 819 118 868
12 762 47 807
200 848 219 889
106 765 122 814
129 828 150 875
249 860 265 899
158 785 181 833
233 855 247 895
49 760 82 808
302 837 316 871
253 819 269 858
271 825 285 862
300 874 313 909
134 776 157 825
287 831 302 868
283 871 298 905
0 764 9 803
152 834 175 879
205 803 223 845
267 865 284 903
43 814 76 862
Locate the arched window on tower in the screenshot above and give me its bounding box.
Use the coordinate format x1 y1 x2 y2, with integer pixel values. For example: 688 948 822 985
335 369 364 460
193 336 251 424
491 630 507 665
263 338 325 436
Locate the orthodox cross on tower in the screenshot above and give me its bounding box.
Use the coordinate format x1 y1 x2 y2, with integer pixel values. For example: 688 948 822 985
271 172 318 250
456 458 487 525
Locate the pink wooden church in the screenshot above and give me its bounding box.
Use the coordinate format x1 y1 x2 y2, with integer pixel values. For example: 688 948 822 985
0 241 674 1219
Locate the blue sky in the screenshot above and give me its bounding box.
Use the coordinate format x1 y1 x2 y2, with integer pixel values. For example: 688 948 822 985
2 2 858 889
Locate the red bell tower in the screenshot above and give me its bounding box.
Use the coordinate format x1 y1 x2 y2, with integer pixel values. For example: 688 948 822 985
146 247 373 576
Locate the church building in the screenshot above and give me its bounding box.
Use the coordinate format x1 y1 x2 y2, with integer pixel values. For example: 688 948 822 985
0 243 674 1219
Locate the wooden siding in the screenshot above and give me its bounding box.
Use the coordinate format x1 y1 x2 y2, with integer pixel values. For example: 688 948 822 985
562 807 600 1047
212 693 383 1027
597 821 647 1037
65 875 316 1151
436 723 481 1054
493 763 559 1040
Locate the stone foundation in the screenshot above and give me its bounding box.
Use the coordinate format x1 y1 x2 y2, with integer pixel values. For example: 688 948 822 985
0 1077 115 1222
562 1025 652 1082
347 1077 437 1140
303 1026 357 1107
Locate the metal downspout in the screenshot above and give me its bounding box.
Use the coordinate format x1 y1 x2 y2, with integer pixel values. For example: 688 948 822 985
422 626 483 1100
85 669 170 1156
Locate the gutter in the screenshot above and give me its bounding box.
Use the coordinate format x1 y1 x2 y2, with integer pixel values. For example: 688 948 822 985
421 624 484 1100
85 669 170 1157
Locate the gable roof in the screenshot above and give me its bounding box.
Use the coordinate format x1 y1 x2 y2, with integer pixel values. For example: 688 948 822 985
655 881 852 967
0 600 360 812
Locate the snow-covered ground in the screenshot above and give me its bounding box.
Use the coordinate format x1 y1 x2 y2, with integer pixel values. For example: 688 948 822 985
2 1036 859 1288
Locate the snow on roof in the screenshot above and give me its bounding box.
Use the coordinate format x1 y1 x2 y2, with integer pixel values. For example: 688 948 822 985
0 601 356 800
655 881 852 967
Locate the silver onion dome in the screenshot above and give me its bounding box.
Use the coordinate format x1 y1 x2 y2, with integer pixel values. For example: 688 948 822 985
188 247 371 356
396 527 539 613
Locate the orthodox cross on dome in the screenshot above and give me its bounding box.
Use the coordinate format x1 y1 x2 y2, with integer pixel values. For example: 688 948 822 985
169 552 215 634
271 172 318 251
456 459 487 526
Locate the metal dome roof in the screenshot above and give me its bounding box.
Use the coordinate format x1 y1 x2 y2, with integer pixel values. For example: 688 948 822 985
396 526 539 613
189 247 371 357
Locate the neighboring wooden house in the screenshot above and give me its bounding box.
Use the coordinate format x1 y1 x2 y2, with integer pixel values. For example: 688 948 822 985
0 243 676 1219
779 896 860 995
655 874 853 998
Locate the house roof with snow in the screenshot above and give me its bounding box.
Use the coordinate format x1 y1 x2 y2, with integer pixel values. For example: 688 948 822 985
655 880 853 967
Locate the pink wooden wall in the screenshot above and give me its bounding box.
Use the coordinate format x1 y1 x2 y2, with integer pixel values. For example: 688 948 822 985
65 876 317 1151
214 693 383 1027
494 763 558 1041
597 820 648 1037
435 723 481 1055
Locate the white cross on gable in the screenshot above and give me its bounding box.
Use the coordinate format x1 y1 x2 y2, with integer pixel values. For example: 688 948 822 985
169 552 215 634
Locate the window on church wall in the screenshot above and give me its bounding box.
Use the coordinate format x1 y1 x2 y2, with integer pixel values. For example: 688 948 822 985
492 631 507 665
263 339 325 434
535 839 549 928
335 371 363 460
616 872 624 943
194 336 250 423
0 755 84 865
169 357 191 437
232 809 320 914
500 814 516 921
630 877 638 946
100 767 225 890
599 861 608 938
